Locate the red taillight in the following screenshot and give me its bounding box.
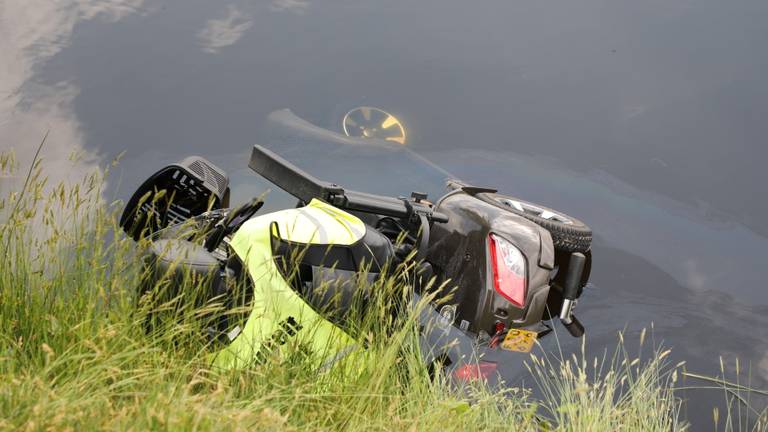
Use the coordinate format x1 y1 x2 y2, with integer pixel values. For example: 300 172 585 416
452 361 498 382
488 233 527 308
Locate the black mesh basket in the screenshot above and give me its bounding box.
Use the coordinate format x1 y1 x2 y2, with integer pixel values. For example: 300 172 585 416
120 156 230 240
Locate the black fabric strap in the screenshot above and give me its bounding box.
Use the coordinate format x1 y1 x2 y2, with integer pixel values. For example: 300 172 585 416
415 212 429 262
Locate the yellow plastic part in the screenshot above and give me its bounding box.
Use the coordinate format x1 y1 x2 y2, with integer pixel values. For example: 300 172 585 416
211 199 366 371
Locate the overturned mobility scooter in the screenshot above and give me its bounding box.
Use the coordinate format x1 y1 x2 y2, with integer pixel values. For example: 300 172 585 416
120 109 592 384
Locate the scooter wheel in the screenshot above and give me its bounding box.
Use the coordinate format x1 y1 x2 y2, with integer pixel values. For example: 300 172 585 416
477 193 592 253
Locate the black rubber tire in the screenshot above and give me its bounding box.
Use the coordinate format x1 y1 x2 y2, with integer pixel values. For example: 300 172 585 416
477 193 592 253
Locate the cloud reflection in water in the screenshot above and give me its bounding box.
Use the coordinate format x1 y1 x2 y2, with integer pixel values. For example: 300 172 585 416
0 0 145 197
270 0 310 14
197 5 253 54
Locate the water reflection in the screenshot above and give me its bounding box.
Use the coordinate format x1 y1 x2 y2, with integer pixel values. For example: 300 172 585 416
0 0 144 194
197 5 253 54
270 0 310 14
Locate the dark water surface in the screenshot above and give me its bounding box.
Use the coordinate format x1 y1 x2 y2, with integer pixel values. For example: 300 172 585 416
3 0 767 428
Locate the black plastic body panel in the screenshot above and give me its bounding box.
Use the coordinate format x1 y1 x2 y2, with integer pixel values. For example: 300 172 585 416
428 190 555 334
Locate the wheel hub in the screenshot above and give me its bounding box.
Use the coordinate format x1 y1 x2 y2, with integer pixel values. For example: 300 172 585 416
494 197 573 225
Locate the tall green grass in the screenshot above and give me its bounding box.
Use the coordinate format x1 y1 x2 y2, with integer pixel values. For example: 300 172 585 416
1 147 758 431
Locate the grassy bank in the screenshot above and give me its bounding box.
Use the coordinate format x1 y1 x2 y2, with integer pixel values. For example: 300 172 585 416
0 149 759 431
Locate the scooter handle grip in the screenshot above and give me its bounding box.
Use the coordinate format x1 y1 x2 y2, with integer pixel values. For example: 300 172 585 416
563 252 586 300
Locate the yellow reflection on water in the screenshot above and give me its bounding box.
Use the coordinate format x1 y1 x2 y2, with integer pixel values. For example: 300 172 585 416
342 107 406 145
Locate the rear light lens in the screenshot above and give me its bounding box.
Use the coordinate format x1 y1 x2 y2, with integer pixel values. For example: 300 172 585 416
452 361 498 382
488 233 527 308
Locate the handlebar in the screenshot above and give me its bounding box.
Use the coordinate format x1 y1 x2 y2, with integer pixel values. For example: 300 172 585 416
248 145 448 223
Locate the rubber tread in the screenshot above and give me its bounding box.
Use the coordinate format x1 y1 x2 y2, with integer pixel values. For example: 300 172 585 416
477 193 592 253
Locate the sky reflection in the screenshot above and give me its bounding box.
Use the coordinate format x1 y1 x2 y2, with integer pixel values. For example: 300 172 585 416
0 0 145 195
